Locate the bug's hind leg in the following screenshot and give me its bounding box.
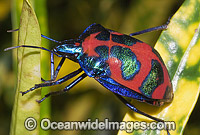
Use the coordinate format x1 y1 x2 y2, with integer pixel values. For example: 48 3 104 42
114 93 170 135
37 73 87 103
129 17 171 36
20 68 83 95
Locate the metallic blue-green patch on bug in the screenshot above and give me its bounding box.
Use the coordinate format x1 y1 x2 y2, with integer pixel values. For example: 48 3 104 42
110 46 141 80
139 59 164 97
111 34 142 46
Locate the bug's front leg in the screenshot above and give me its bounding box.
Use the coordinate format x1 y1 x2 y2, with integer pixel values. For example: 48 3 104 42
41 52 55 82
114 93 170 135
41 53 66 82
53 57 66 80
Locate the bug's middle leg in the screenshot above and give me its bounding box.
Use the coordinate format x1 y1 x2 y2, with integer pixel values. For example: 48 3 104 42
20 68 83 95
36 73 87 103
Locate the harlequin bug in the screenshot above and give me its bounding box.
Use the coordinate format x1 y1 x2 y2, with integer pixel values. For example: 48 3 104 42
5 20 173 134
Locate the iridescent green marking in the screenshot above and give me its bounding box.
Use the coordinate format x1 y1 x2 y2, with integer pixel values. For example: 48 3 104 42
95 46 109 60
110 46 141 80
95 30 110 41
79 45 111 77
139 60 164 98
111 34 142 46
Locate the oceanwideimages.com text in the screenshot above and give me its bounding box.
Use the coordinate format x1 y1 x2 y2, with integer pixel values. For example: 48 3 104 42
24 117 176 133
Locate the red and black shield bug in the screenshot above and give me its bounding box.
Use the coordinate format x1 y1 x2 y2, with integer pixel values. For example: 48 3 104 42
5 20 173 134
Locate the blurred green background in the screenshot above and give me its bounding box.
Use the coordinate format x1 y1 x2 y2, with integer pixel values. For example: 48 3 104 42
0 0 200 135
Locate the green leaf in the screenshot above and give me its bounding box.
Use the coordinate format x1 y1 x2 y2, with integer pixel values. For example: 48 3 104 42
34 0 51 135
118 0 200 134
10 0 41 135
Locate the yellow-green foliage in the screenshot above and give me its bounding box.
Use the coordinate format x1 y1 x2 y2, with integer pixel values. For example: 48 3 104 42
118 0 200 134
10 1 41 135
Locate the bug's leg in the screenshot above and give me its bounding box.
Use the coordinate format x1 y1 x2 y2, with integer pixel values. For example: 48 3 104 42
51 52 55 80
41 52 55 82
41 34 80 44
8 30 62 44
41 34 61 44
7 29 19 32
20 68 83 95
114 93 170 135
115 93 163 121
41 54 66 82
36 73 87 103
129 17 171 36
41 78 46 82
41 34 69 44
129 24 167 36
53 57 66 80
7 30 70 44
4 45 63 57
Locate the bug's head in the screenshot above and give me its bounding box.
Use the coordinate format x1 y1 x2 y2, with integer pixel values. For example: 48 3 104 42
53 44 83 61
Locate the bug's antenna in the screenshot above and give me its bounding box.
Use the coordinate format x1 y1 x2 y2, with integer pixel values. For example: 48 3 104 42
7 28 61 44
4 45 62 57
41 34 61 43
7 29 19 32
